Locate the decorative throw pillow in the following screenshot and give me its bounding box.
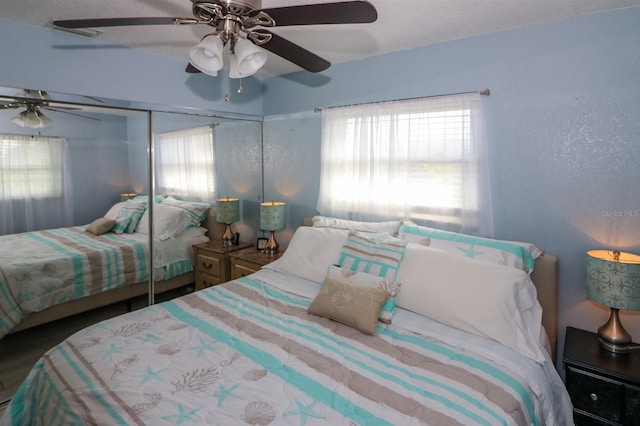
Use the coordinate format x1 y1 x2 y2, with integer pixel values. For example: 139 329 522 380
338 231 408 280
112 200 147 234
85 217 116 235
326 265 401 323
308 276 389 335
398 223 542 274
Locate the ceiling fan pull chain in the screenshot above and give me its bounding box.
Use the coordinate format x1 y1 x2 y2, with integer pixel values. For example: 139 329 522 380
224 41 231 102
237 78 244 94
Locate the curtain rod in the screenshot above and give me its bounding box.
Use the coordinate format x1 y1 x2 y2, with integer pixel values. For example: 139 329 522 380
313 89 490 113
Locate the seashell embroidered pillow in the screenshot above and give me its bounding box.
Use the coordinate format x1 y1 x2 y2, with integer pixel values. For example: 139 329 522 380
325 265 401 323
308 276 389 335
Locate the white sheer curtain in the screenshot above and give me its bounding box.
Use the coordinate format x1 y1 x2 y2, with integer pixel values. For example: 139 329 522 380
154 125 216 202
0 134 74 235
317 92 493 236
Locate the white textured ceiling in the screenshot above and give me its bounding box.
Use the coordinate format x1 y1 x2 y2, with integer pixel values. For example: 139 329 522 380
1 0 638 78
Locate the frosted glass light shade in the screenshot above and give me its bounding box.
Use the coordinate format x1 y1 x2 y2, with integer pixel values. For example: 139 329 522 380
189 35 224 76
216 197 240 223
260 201 286 231
231 38 267 78
11 108 53 128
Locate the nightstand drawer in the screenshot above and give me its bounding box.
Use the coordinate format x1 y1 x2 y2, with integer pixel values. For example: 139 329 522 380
626 385 640 420
567 366 624 422
197 272 223 289
231 259 260 279
197 253 222 278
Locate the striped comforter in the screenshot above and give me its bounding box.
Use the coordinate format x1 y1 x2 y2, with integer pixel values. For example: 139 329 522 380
0 227 191 339
2 270 572 425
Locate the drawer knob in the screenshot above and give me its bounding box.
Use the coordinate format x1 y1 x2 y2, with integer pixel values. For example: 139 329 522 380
202 262 213 269
590 393 598 401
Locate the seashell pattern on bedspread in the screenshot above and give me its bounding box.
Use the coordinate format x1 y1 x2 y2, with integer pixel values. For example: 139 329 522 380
2 276 556 426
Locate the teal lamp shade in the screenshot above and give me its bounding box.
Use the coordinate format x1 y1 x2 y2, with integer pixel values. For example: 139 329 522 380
260 201 286 255
260 201 286 231
586 250 640 353
216 197 239 245
216 197 240 223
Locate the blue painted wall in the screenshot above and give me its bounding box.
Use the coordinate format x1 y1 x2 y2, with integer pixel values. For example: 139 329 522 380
262 7 640 364
1 7 640 367
0 18 263 115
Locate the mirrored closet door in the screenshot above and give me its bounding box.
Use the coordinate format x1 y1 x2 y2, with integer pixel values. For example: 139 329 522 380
0 86 263 403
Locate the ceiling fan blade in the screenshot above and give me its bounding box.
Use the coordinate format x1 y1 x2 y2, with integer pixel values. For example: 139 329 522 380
186 63 202 73
0 102 21 109
52 17 198 29
252 29 330 73
45 105 82 111
256 1 377 27
43 107 101 121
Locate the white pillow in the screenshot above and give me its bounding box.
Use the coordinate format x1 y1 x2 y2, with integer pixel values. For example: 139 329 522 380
395 243 545 363
104 202 125 220
398 223 543 274
136 203 192 240
263 226 349 284
312 215 402 235
162 196 210 226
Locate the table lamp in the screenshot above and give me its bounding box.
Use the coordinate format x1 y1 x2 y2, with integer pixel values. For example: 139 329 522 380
216 197 240 245
260 201 286 256
120 193 138 201
586 249 640 354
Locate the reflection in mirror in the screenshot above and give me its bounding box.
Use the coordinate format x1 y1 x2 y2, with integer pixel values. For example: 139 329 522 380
0 87 263 405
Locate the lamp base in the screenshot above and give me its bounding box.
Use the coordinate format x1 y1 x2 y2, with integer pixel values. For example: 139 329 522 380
264 230 279 256
598 308 632 354
222 223 234 246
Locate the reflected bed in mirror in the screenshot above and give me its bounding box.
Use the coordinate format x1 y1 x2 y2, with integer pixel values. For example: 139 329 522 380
0 86 263 402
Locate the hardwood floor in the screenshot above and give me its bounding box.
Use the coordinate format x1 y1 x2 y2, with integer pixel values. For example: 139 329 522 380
0 285 193 410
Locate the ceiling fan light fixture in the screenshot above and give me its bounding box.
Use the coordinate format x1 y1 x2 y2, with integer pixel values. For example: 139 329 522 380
189 34 224 76
11 108 53 128
233 38 267 77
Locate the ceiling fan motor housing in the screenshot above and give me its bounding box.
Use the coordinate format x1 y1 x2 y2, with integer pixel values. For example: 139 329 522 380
218 0 261 14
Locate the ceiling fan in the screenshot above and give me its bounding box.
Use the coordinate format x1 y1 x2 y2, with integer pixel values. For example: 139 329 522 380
0 90 100 128
52 0 378 79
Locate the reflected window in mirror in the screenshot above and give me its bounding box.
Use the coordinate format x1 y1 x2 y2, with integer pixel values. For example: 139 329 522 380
154 124 215 202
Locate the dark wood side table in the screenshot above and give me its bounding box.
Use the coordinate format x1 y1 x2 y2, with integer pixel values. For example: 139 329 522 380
563 326 640 425
229 246 284 279
193 240 252 290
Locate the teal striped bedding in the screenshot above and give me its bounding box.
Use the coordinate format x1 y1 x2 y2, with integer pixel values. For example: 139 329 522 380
0 227 193 339
2 273 570 425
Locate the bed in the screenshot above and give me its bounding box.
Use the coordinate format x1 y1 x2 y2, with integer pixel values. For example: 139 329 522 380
0 198 222 339
0 219 573 425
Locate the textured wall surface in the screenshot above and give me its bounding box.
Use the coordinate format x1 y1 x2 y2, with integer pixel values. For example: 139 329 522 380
262 7 640 366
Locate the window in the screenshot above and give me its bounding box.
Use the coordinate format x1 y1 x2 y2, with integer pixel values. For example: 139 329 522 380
154 125 215 201
317 92 492 235
0 134 66 198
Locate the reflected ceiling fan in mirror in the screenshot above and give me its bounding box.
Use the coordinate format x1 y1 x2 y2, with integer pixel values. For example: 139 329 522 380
0 90 100 128
52 0 377 99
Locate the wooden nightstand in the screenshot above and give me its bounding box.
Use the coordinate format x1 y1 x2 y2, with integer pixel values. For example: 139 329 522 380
229 246 284 280
563 326 640 425
193 240 252 290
